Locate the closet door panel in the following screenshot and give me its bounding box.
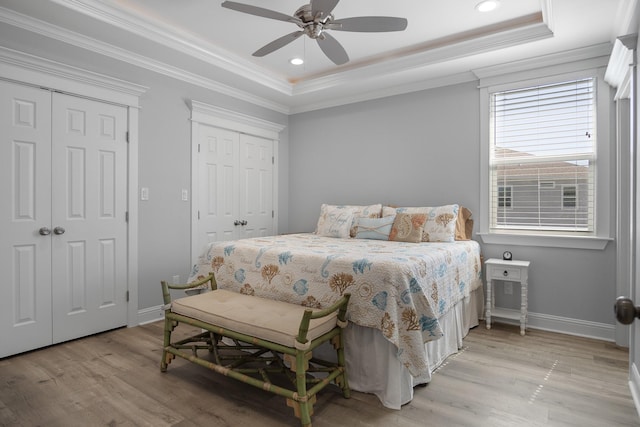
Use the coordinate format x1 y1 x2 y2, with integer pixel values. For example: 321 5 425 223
238 133 273 238
0 81 53 358
197 125 240 251
51 93 128 343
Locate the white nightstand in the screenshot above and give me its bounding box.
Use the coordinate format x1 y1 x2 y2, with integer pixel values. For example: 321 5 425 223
485 258 530 336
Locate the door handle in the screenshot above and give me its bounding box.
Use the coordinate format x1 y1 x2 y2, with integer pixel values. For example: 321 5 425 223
39 227 51 236
614 296 640 325
234 220 240 226
53 226 66 235
241 220 247 226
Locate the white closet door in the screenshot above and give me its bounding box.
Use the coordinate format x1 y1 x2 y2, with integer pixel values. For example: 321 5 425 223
50 93 128 343
0 81 53 358
197 125 240 252
196 125 275 251
238 133 273 238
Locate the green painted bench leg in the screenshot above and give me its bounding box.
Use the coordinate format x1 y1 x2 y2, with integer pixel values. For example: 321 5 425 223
297 349 312 427
160 317 174 372
334 332 351 398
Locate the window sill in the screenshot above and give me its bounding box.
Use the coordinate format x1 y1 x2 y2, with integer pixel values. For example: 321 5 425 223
477 232 612 250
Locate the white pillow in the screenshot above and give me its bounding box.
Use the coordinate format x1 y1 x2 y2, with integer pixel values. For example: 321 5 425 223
316 208 355 238
318 203 382 237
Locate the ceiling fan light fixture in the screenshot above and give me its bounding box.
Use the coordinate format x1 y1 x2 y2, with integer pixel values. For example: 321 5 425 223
290 57 304 65
476 0 500 12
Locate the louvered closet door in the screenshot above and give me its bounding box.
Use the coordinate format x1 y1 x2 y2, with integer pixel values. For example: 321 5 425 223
0 81 53 358
50 93 128 343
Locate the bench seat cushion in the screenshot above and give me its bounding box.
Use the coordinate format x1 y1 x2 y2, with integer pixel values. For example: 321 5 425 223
170 289 339 348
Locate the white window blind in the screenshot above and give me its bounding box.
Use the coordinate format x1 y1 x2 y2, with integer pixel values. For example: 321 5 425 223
489 78 596 232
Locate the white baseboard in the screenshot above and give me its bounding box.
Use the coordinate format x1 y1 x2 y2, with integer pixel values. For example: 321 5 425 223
487 308 615 341
137 304 164 325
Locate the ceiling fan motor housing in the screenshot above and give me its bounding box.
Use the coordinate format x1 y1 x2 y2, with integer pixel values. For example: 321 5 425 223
295 4 333 39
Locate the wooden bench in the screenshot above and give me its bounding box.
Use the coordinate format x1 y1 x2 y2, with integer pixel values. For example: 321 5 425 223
160 274 351 427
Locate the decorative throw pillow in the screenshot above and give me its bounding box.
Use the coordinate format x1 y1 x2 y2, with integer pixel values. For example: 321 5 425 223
383 204 459 242
355 215 396 240
318 203 383 237
316 208 355 238
389 213 427 243
424 204 459 242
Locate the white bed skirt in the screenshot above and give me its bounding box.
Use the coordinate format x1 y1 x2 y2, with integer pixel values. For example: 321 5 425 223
320 286 484 410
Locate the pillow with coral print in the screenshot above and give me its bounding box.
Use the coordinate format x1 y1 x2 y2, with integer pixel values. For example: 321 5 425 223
389 213 427 243
316 208 355 238
383 204 459 242
423 204 459 242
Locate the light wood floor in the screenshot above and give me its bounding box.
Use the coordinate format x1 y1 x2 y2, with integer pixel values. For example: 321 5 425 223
0 321 637 427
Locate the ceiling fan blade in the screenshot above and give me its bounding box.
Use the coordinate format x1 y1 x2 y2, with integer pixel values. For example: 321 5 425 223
311 0 340 18
253 31 304 57
327 16 408 32
221 1 300 24
317 32 349 65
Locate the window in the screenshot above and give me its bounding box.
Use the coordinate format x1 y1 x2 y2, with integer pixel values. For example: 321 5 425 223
489 78 595 233
498 185 512 208
562 185 577 209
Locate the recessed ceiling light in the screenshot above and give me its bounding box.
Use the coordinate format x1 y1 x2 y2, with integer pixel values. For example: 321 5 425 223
476 0 499 12
290 57 304 65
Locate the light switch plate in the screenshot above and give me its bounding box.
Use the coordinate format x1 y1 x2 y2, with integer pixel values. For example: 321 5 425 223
140 187 149 201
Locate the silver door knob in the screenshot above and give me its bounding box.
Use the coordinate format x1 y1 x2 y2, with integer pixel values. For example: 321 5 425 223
240 220 247 226
39 227 51 236
53 226 66 235
615 296 639 325
234 220 240 226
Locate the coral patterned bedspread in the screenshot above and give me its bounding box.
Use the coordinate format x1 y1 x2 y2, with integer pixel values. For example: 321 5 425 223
188 233 482 376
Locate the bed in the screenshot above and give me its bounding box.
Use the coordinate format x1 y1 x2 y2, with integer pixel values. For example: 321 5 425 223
188 228 483 409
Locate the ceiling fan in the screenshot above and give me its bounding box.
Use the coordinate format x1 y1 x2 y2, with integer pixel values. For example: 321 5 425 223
221 0 408 65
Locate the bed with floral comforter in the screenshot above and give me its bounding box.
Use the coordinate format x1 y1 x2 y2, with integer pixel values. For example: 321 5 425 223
188 233 482 377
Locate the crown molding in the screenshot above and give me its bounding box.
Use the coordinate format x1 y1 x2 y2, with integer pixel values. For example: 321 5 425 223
190 100 285 140
49 0 293 96
473 43 612 85
0 6 290 114
289 71 478 114
605 34 637 99
292 15 553 96
0 45 147 106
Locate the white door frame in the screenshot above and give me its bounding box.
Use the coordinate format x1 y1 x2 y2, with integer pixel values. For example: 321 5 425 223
0 46 148 327
606 34 639 414
189 100 285 259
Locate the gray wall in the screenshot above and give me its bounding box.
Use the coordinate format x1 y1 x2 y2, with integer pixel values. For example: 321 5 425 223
288 81 617 326
2 24 618 328
134 73 289 309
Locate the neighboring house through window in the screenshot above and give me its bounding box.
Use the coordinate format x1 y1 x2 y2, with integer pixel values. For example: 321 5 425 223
498 185 512 208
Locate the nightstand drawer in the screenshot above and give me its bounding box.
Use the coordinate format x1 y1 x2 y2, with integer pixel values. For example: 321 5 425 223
490 267 521 280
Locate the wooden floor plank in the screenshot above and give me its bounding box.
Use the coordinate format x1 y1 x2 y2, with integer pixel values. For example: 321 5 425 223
0 320 637 426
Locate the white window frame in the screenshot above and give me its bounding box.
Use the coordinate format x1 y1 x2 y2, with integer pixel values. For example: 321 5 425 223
478 65 612 250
